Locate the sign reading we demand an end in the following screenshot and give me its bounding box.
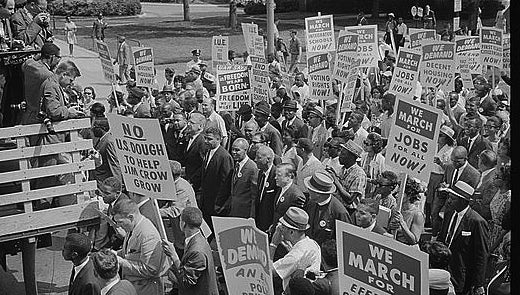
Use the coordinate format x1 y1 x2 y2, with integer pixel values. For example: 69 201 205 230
337 221 428 295
107 114 176 199
385 97 442 183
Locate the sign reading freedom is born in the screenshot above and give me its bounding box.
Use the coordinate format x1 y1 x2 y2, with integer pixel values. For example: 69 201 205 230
132 47 155 88
216 66 251 111
388 48 421 100
333 31 358 84
96 41 116 83
213 217 273 295
307 52 333 100
480 27 503 69
305 14 335 52
107 114 176 199
345 25 378 68
336 220 429 295
419 41 455 93
385 96 443 183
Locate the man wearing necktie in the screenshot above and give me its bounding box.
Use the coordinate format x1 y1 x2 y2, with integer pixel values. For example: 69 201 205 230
254 146 280 232
460 117 492 168
228 138 259 218
438 180 489 295
62 233 100 295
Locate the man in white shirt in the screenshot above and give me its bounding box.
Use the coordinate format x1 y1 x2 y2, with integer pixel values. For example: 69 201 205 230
185 49 203 73
344 111 368 147
201 97 228 147
295 138 325 195
63 233 101 295
92 249 137 295
290 72 311 105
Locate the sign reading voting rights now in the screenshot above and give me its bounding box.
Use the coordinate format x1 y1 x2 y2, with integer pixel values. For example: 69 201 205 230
96 41 116 83
333 31 358 85
307 51 333 100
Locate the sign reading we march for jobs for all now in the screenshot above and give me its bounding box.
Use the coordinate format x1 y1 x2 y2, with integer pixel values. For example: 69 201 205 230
480 27 503 69
345 25 379 68
96 41 116 83
107 114 176 199
388 48 421 100
337 221 429 295
385 96 442 183
132 47 155 88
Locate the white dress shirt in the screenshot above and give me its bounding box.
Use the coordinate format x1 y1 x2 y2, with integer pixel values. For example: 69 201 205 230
447 205 470 247
73 257 90 282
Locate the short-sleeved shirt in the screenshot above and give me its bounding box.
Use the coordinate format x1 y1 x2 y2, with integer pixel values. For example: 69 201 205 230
289 37 301 55
273 236 321 290
296 154 325 194
208 111 228 139
338 164 367 209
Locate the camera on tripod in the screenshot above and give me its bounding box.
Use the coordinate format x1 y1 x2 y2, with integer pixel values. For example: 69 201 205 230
37 111 55 134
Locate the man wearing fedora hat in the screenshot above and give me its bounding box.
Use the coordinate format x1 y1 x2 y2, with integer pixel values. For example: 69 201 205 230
327 140 367 215
270 207 321 294
282 100 307 139
304 172 350 245
307 106 328 160
254 102 283 156
438 180 489 295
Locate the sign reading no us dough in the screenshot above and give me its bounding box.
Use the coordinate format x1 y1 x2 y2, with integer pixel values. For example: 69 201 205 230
333 31 358 85
336 220 429 295
345 25 379 68
250 56 269 105
480 27 503 69
212 36 229 68
307 51 333 100
96 41 116 83
132 47 155 88
419 41 455 93
455 36 482 75
408 28 436 51
213 217 273 295
385 96 443 183
388 48 421 100
305 14 336 52
107 114 176 199
216 65 251 111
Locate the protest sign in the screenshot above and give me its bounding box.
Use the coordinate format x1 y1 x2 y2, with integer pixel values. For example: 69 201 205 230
307 51 333 100
132 47 155 88
419 41 455 93
480 27 503 69
252 35 265 58
212 36 229 68
388 48 421 100
337 221 429 295
96 41 116 83
216 67 251 111
242 23 258 53
333 31 358 84
408 28 436 51
213 217 273 295
458 56 473 90
250 56 270 105
455 36 482 74
107 114 177 199
454 0 462 12
345 25 379 68
305 14 335 52
385 96 443 183
453 17 460 31
503 34 510 71
340 59 360 112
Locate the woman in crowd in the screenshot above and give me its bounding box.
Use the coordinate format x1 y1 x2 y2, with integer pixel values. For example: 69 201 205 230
484 116 503 153
360 132 386 197
391 177 425 248
488 163 510 253
421 241 455 295
64 15 77 57
368 86 384 127
281 125 300 169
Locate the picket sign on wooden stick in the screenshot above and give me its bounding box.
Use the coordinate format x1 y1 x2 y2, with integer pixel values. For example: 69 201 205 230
111 83 120 112
335 82 343 126
393 172 408 239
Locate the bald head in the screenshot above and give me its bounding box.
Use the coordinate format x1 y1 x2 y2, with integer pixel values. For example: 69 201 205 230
451 146 468 169
233 138 249 149
169 160 182 178
244 120 259 141
256 146 274 171
231 138 249 162
188 113 206 134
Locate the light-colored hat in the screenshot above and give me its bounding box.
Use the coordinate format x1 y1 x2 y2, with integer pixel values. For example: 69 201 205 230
440 125 455 141
382 71 393 77
446 180 474 200
388 13 395 17
308 106 324 118
161 85 174 93
340 139 363 158
279 207 310 231
304 171 336 195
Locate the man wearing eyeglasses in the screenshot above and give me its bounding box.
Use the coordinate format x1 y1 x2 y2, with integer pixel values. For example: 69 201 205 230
11 0 52 47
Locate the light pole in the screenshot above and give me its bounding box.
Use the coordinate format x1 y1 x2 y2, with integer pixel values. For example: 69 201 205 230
266 0 275 55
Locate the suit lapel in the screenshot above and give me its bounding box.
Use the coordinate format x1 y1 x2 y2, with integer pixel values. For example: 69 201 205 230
452 208 471 246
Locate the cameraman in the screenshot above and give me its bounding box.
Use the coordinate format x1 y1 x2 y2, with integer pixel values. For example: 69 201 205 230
10 0 52 47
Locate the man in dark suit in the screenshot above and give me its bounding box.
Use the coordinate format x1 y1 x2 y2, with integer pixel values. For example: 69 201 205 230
254 146 280 232
184 113 206 195
162 207 218 295
126 87 151 118
10 0 50 47
459 116 493 168
116 35 132 84
166 113 188 164
471 150 498 221
62 233 101 295
272 163 306 230
248 131 282 166
281 100 308 138
200 126 233 229
228 138 259 218
351 198 392 237
91 117 122 187
432 146 480 236
439 181 489 295
472 76 497 117
254 102 283 156
92 249 137 295
92 13 107 41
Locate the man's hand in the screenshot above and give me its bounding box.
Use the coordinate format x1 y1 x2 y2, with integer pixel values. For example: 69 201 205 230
271 223 283 246
33 12 50 26
162 239 179 262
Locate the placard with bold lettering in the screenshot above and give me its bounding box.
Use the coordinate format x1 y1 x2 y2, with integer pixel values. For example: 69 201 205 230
388 48 421 100
503 34 510 71
345 25 379 68
307 51 333 100
480 27 503 69
212 36 229 68
252 35 265 58
305 14 335 52
107 114 176 199
454 0 462 12
384 97 443 183
242 23 258 54
216 67 251 111
455 36 482 74
132 47 155 88
408 28 436 51
419 41 455 92
213 217 273 295
337 220 429 295
333 31 358 84
341 59 360 112
96 41 116 83
250 56 269 104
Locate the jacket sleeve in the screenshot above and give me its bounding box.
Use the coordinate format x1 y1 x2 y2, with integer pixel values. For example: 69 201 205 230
119 233 166 279
471 217 489 288
171 250 208 289
249 167 259 218
214 154 234 215
42 82 71 121
11 14 41 44
81 282 101 295
271 130 283 156
107 140 122 184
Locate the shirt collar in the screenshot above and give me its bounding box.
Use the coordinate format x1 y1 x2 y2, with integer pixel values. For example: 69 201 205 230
264 163 273 176
184 231 200 246
136 198 149 208
281 180 293 191
366 220 377 232
481 167 495 179
457 205 470 218
237 156 249 171
101 276 120 295
318 196 332 206
458 161 468 172
73 257 90 280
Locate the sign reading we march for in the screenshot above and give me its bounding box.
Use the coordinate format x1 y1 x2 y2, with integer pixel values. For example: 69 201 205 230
419 41 455 93
107 114 176 199
480 27 503 69
96 41 116 83
385 97 443 183
337 221 429 295
132 47 155 88
305 14 335 52
345 25 379 68
388 48 421 100
213 217 273 295
216 65 251 111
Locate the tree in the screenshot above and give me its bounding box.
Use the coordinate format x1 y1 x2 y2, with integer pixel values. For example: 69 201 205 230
229 0 237 30
183 0 190 21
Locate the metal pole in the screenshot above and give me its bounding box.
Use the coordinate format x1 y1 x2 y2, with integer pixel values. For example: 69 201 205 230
266 0 275 55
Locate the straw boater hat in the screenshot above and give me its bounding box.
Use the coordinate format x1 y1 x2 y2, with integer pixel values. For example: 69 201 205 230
308 106 324 118
340 139 364 158
304 171 336 195
446 180 474 200
279 207 310 231
440 125 455 141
